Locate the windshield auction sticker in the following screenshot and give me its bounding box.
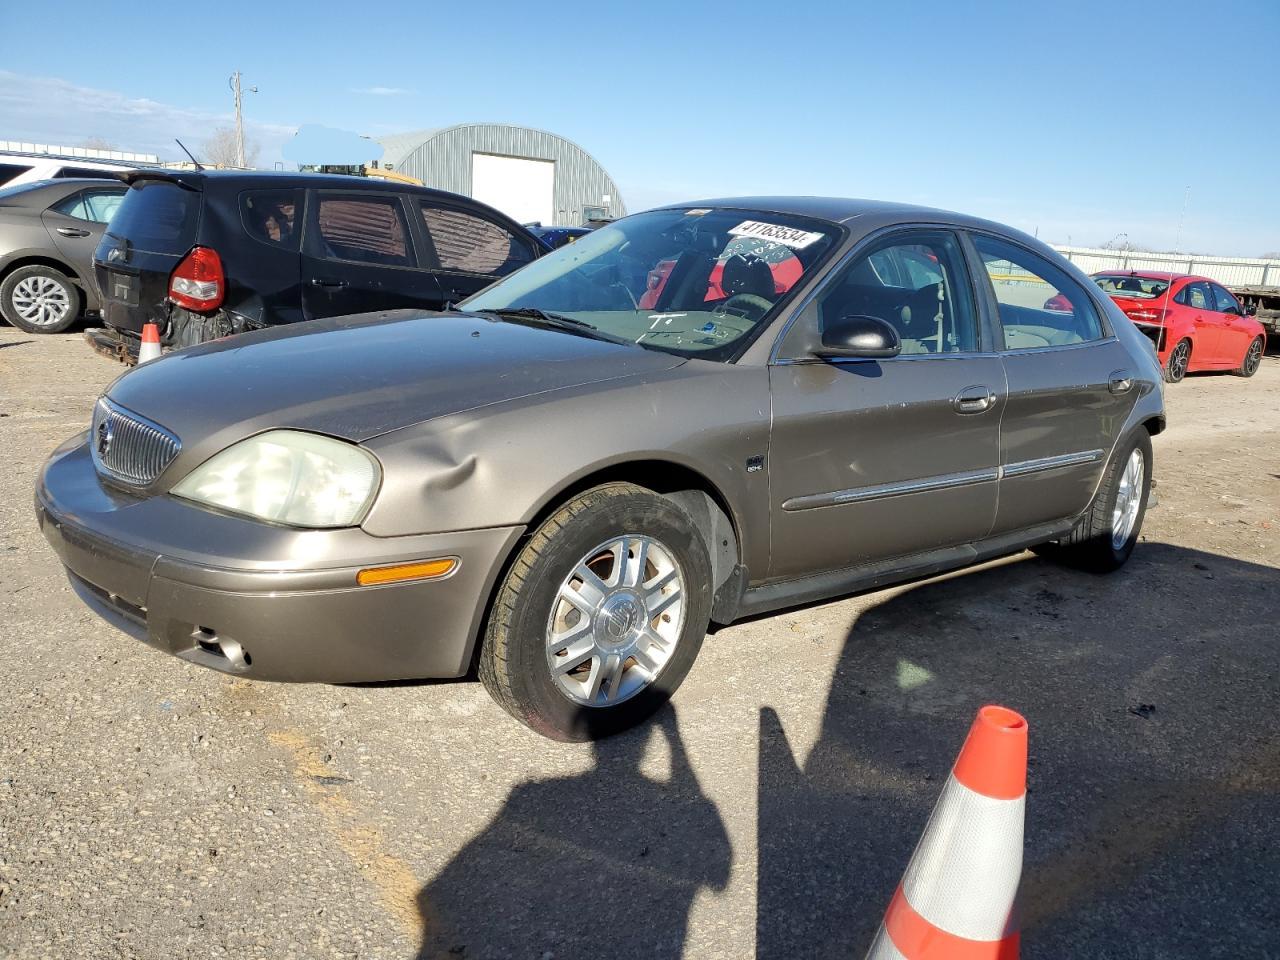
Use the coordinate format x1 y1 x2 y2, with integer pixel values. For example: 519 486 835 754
728 220 825 249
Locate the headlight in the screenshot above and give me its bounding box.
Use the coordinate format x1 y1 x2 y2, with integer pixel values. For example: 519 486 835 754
171 430 381 528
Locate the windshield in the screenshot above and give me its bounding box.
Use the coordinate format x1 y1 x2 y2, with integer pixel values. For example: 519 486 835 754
1094 274 1169 299
463 208 839 361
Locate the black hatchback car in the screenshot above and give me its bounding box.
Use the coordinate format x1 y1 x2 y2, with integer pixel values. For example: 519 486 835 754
94 170 544 347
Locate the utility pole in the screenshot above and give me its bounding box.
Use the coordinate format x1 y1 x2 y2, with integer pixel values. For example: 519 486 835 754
228 71 258 168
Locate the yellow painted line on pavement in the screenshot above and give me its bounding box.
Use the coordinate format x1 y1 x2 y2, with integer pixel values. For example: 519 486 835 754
267 729 424 938
218 679 423 939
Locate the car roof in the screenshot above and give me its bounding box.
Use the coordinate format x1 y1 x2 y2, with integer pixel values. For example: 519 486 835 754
123 168 445 194
119 168 540 240
1092 269 1208 284
657 195 1004 228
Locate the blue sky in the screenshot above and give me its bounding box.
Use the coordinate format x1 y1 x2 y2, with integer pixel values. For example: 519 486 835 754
2 0 1277 255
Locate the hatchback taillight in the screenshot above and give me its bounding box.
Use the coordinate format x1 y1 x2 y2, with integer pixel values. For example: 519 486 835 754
168 247 225 312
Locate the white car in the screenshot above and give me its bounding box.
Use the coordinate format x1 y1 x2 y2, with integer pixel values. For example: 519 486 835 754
0 150 152 189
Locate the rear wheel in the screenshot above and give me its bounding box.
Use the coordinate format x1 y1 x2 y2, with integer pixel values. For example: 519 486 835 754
479 482 713 741
1034 431 1152 574
0 265 81 334
1164 338 1191 383
1236 336 1264 377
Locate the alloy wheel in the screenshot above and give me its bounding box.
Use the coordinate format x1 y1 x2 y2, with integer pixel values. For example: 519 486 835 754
1244 339 1263 376
546 534 685 707
1167 341 1190 381
11 275 71 328
1111 448 1144 550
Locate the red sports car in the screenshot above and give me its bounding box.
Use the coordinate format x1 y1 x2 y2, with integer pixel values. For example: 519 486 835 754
1089 271 1266 383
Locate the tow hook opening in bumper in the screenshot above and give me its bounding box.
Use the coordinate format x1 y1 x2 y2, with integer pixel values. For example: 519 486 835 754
190 627 252 671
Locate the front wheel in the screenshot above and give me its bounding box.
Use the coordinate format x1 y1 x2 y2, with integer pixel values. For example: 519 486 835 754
1035 431 1152 574
1163 338 1191 383
1236 336 1264 377
479 482 713 741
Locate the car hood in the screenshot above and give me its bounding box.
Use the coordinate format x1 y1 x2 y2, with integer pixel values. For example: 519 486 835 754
106 310 686 444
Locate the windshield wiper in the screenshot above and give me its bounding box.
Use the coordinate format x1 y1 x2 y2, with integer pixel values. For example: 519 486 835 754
472 307 633 346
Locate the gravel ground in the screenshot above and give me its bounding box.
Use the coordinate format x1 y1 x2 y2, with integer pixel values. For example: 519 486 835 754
1 326 1277 959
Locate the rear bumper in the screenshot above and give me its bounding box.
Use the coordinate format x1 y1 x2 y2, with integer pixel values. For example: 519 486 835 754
36 435 523 682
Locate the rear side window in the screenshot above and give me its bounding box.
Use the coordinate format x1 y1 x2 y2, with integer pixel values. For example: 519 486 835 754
106 180 200 254
0 162 33 186
419 202 537 276
1178 282 1212 309
313 195 412 267
972 235 1103 350
241 189 302 249
52 188 126 223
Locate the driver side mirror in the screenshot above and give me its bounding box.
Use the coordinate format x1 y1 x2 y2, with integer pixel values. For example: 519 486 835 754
814 314 902 360
1245 303 1258 317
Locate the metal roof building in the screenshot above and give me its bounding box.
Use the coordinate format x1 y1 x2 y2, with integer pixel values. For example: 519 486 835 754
375 124 625 227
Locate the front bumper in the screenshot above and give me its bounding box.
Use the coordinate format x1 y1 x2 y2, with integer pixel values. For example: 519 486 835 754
36 435 523 682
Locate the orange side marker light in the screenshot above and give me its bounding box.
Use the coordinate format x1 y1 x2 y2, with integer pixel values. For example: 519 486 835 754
356 558 458 586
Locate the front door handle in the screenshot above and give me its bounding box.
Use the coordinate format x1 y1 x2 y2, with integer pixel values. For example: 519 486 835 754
1108 369 1134 394
953 386 996 414
309 278 349 289
56 226 91 238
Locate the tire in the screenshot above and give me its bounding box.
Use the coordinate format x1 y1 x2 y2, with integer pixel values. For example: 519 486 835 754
0 265 81 334
1035 431 1152 574
1163 338 1191 383
479 482 713 741
1235 336 1264 377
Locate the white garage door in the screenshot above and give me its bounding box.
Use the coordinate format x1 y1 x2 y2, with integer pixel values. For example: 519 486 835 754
471 152 555 226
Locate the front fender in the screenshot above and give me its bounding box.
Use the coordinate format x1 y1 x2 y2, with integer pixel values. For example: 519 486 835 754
361 362 773 573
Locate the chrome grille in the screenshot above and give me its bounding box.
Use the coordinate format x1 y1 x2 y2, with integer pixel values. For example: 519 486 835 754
90 398 181 486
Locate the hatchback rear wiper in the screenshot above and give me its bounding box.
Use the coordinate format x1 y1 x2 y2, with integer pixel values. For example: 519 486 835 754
472 307 632 345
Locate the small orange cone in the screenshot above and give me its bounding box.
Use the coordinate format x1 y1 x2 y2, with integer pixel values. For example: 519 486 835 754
865 705 1027 959
137 322 162 364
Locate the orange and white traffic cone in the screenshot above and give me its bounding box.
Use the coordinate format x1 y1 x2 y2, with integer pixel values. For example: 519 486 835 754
137 322 162 364
865 704 1028 960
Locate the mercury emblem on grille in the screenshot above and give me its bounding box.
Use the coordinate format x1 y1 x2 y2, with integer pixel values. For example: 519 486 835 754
96 417 113 458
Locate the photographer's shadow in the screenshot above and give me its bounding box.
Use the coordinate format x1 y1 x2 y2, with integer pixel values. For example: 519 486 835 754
415 705 729 960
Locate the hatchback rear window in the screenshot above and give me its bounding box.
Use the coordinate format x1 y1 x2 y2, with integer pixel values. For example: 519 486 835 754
106 179 200 254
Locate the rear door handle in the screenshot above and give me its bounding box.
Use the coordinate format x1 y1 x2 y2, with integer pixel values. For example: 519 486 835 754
953 386 996 414
309 278 349 288
56 226 91 238
1108 369 1134 394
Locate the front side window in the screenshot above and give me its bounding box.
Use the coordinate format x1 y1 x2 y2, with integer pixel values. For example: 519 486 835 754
972 235 1103 349
464 207 839 361
1210 283 1241 315
241 189 302 249
419 203 536 276
816 231 977 354
313 195 412 267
